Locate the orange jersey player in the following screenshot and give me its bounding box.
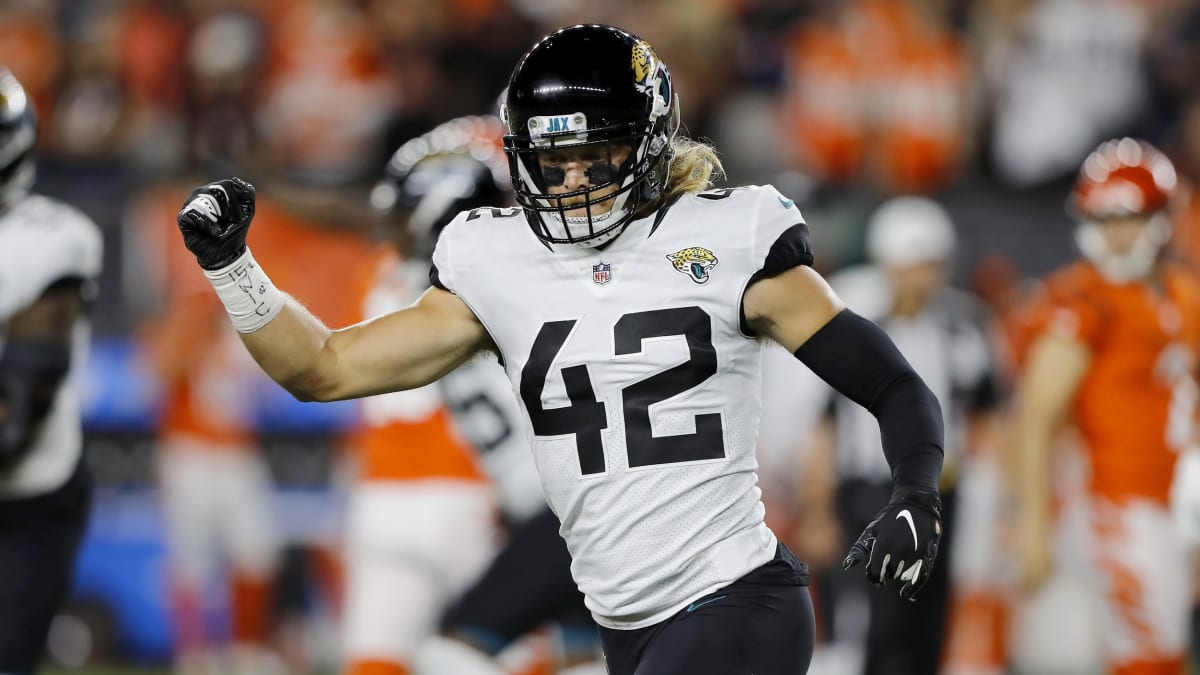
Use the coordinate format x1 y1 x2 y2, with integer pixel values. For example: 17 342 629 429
1013 138 1198 675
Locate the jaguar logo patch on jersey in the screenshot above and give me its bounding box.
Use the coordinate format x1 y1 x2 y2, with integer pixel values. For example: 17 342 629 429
667 247 718 284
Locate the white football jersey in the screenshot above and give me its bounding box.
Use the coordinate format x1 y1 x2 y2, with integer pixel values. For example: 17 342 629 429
0 194 103 498
432 185 812 628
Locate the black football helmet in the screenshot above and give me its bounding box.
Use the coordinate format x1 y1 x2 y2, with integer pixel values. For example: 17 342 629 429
502 24 680 246
0 69 36 215
371 115 510 260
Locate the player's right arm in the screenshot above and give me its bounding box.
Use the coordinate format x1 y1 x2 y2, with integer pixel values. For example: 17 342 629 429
176 178 491 402
244 286 487 401
1011 329 1089 591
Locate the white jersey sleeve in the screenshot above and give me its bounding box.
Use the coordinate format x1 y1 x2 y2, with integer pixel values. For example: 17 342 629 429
0 195 103 498
748 185 813 275
0 195 102 323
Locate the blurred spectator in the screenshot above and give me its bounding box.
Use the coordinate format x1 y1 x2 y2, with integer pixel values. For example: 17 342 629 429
1144 0 1200 139
779 0 975 194
117 0 189 173
863 0 976 195
0 1 62 127
256 0 398 184
779 3 869 187
976 0 1155 187
184 5 264 171
1169 95 1200 272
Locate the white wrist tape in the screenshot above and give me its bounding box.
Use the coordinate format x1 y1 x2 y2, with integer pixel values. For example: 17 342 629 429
203 248 285 333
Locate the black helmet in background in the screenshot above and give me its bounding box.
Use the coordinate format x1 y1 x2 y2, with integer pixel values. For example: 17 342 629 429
371 115 510 261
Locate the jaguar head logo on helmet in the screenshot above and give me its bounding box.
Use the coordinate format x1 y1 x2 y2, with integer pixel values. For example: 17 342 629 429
501 25 681 247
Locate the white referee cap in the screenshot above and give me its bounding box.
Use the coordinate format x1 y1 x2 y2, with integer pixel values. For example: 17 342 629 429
865 196 956 267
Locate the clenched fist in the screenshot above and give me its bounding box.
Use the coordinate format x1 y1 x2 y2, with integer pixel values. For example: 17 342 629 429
177 177 256 270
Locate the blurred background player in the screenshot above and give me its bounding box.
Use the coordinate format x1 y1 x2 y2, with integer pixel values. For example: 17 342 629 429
337 115 510 675
368 117 603 675
761 196 1001 675
1013 138 1197 675
0 68 103 673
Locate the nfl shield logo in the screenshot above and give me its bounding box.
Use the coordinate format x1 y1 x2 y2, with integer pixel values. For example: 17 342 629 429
592 262 612 285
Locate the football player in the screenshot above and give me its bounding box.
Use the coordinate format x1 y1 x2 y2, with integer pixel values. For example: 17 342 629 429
176 25 945 675
1013 138 1198 675
367 115 602 675
0 69 103 673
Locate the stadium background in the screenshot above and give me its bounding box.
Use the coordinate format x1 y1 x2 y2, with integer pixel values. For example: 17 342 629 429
2 0 1199 672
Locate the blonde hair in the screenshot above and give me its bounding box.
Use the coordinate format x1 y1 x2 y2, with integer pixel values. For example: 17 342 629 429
663 136 725 199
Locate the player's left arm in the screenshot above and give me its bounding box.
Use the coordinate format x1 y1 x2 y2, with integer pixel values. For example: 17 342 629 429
744 265 946 600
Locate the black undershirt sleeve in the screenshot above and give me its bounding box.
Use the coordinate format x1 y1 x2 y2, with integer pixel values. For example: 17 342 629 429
794 309 945 490
740 223 815 335
429 263 449 291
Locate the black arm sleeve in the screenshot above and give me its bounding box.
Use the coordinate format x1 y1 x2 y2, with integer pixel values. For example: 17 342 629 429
794 309 944 489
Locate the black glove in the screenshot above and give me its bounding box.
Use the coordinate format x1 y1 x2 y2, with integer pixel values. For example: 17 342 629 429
843 485 942 601
176 177 256 270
